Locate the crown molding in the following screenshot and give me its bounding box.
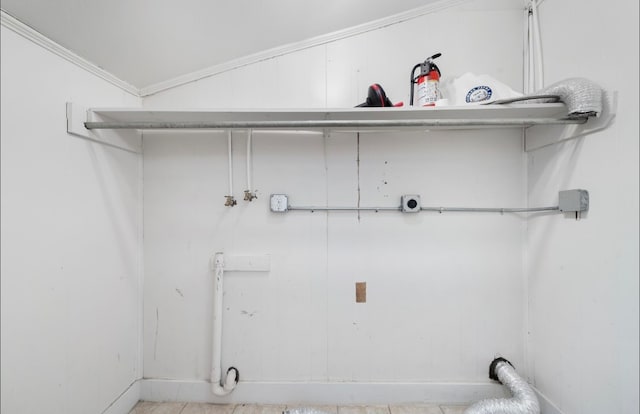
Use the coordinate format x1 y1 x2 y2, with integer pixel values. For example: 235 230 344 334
1 10 140 97
139 0 470 97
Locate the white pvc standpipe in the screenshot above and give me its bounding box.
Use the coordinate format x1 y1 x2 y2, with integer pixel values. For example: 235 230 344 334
464 359 540 414
211 253 239 396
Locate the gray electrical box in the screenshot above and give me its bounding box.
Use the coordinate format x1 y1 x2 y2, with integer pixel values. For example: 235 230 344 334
270 194 289 212
559 189 589 213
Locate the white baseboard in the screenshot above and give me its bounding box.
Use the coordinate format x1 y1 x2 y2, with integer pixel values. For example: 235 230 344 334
103 380 141 414
99 379 564 413
533 386 565 414
140 379 509 405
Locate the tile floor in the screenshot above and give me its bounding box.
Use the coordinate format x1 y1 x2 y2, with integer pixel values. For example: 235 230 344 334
129 403 470 414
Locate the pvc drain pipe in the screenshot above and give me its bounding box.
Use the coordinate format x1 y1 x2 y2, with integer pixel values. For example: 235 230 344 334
464 357 540 414
211 253 239 396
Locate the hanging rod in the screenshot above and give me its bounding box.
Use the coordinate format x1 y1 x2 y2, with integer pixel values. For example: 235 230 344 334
84 118 586 131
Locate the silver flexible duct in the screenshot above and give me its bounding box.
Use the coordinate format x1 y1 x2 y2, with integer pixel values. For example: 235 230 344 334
537 77 603 118
488 77 603 119
464 358 540 414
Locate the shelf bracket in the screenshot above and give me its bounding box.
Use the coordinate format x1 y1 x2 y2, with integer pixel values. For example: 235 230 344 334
524 90 617 152
66 102 142 153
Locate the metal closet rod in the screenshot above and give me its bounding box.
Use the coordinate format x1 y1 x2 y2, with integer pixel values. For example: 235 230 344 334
287 205 560 213
84 118 586 130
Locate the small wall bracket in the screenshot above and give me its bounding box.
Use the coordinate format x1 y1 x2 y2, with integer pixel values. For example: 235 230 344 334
66 103 141 153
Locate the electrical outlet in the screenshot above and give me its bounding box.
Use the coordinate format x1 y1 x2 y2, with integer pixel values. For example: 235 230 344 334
401 195 421 213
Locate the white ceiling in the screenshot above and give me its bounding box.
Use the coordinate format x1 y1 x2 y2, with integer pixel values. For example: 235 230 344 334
1 0 438 90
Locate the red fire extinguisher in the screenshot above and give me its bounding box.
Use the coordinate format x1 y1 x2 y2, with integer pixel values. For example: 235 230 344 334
410 53 442 106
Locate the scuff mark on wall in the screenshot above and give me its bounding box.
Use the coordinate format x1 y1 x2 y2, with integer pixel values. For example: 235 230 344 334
240 310 258 317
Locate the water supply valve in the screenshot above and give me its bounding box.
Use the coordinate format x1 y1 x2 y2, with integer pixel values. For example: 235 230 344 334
224 195 237 207
244 190 257 202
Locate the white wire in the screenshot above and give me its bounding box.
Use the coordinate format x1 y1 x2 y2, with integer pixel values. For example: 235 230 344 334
531 0 544 90
522 7 530 94
527 6 535 93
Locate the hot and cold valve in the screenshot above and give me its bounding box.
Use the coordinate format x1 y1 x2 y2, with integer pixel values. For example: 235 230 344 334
244 190 257 202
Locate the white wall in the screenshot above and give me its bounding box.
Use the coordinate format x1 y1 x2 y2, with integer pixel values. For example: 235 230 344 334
0 26 142 414
141 0 528 398
526 0 639 413
143 1 524 109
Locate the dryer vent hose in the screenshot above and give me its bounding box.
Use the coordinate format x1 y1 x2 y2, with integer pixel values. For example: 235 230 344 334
489 77 603 119
464 357 540 414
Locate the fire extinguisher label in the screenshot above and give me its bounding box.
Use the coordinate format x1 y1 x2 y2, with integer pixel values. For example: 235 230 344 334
417 78 440 106
466 86 492 103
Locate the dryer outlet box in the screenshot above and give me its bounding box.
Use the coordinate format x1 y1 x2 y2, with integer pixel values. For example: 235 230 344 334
402 195 421 213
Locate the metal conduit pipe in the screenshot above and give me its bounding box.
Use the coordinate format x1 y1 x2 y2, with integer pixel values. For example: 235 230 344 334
464 358 540 414
286 206 559 213
211 253 239 396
